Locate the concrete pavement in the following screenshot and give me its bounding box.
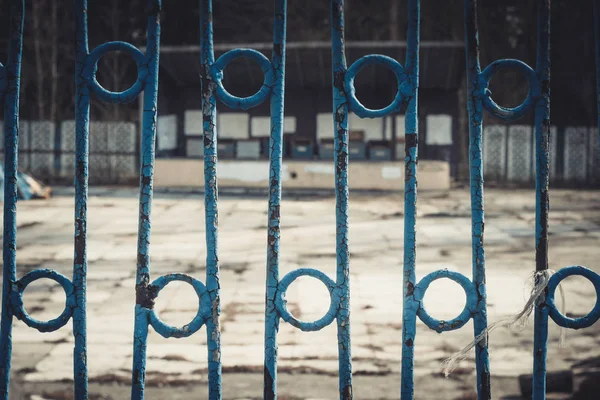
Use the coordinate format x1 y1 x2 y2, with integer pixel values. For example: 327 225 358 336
3 186 600 399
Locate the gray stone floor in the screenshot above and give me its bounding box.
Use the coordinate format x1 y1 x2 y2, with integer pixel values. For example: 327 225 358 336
3 186 600 399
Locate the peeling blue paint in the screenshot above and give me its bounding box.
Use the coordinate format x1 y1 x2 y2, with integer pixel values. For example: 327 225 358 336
460 2 595 400
201 1 418 398
200 1 223 398
147 274 212 338
73 1 92 396
1 0 207 398
0 1 23 398
124 1 166 398
415 270 477 334
0 2 599 400
263 1 286 398
11 269 75 332
531 2 551 399
463 1 492 396
400 2 420 399
479 59 539 121
330 2 353 398
275 269 340 332
547 266 600 329
344 54 411 118
211 49 274 110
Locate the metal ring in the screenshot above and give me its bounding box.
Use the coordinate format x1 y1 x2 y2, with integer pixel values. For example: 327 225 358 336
275 268 340 332
210 48 274 110
415 269 477 333
12 269 75 333
479 59 539 121
344 54 411 118
148 273 211 338
84 41 147 104
547 266 600 329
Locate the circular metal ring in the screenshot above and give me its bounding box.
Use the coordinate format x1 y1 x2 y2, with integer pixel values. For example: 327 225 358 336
85 41 147 104
148 273 211 338
415 269 477 333
547 266 600 329
479 59 539 121
344 54 411 118
12 269 75 332
210 48 274 110
275 268 340 332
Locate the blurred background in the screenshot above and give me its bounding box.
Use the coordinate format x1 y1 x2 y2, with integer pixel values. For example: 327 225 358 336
0 0 597 189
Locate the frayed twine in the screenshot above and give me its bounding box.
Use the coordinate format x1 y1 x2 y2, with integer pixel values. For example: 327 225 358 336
441 269 566 377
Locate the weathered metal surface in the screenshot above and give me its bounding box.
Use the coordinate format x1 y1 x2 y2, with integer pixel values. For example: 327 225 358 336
330 2 352 398
465 0 494 399
0 1 600 400
200 1 223 397
262 0 284 397
130 1 223 398
202 0 416 398
0 0 214 399
462 1 600 400
206 0 415 398
461 1 493 398
399 1 420 397
0 1 25 397
531 3 552 399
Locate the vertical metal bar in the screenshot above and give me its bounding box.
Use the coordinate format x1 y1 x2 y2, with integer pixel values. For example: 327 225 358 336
463 1 491 398
263 0 287 398
131 1 162 398
535 0 551 286
130 315 148 400
532 1 551 399
400 0 420 398
200 1 223 398
73 0 90 397
330 1 352 398
532 308 550 400
0 1 24 397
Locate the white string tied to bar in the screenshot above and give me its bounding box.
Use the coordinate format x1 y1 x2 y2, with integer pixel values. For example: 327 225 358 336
442 269 566 377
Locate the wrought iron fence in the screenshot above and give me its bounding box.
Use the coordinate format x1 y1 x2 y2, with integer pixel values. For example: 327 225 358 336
0 0 599 400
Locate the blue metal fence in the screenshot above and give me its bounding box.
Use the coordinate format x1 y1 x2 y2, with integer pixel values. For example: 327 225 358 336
0 0 600 399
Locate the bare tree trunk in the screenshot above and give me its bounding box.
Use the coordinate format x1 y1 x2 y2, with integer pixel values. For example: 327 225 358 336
456 74 469 181
390 0 399 40
50 0 58 122
32 1 45 120
345 0 350 25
